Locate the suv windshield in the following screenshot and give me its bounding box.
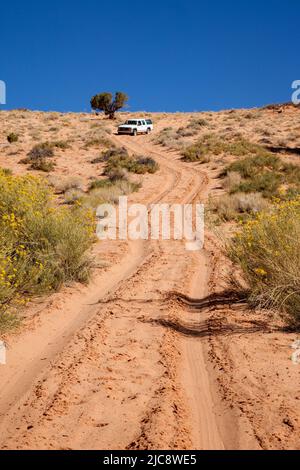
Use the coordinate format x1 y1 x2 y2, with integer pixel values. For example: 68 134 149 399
125 120 138 125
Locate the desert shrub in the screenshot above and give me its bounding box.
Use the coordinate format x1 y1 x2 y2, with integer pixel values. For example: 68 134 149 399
182 134 227 162
244 112 255 119
133 156 159 174
209 192 269 222
83 179 140 208
101 147 128 161
30 158 55 172
187 118 208 129
181 135 217 162
84 136 112 149
105 166 129 181
225 153 281 179
229 199 300 327
154 126 193 148
153 127 179 147
227 139 270 157
176 127 196 138
1 168 12 176
64 188 84 205
44 113 59 121
0 171 94 331
88 179 113 191
27 142 54 160
7 133 19 144
223 171 242 192
182 148 210 163
165 137 185 150
90 147 128 166
115 178 141 195
22 142 60 171
223 153 300 199
50 176 84 193
90 156 103 164
51 140 71 149
90 122 103 129
183 135 273 163
103 148 159 177
236 173 282 199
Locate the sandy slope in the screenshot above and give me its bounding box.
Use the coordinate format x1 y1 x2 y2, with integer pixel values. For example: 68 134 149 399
0 131 226 449
0 107 300 449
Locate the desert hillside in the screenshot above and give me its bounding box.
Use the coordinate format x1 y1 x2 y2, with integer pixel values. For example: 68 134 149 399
0 104 300 450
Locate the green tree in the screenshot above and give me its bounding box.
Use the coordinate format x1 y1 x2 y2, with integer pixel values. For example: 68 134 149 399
90 92 128 119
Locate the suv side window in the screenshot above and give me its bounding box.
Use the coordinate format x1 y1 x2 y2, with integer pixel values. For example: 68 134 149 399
138 121 142 126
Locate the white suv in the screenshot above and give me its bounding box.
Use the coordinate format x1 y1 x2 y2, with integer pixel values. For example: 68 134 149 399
118 119 153 136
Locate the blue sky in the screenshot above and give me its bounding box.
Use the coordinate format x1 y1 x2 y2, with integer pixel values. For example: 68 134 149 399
1 0 299 112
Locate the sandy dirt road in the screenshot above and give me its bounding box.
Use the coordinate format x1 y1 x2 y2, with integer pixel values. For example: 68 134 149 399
0 132 230 450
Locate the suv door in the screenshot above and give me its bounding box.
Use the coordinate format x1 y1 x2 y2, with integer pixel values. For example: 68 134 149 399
141 120 147 133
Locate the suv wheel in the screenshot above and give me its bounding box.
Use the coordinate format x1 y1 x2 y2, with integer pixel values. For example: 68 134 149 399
146 128 151 134
132 129 137 136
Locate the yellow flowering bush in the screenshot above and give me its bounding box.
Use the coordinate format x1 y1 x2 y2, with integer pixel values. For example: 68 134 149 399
0 170 94 331
229 198 300 326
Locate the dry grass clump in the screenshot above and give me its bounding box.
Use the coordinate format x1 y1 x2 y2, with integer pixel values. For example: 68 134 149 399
100 147 128 161
209 192 269 222
48 176 84 194
154 120 208 149
84 127 113 149
51 140 71 150
153 127 186 149
176 127 196 138
88 179 113 191
27 142 54 160
0 168 12 176
82 179 141 209
134 156 159 174
224 152 280 178
84 136 112 148
225 138 269 157
19 142 56 172
181 134 222 162
187 117 209 130
102 147 159 177
222 153 300 199
222 171 242 192
30 159 55 172
182 135 274 163
64 188 84 205
20 140 72 173
229 198 300 327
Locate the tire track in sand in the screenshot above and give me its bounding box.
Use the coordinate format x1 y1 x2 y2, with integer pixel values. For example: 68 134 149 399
0 133 226 449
